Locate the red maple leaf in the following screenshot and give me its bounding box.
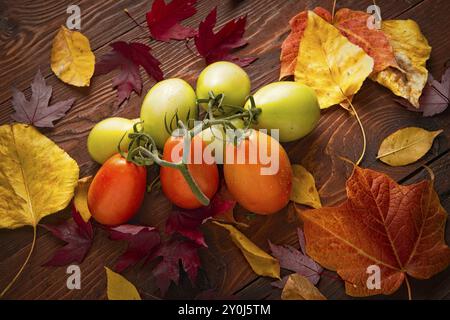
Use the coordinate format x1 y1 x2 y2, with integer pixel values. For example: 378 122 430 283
166 192 236 247
42 207 94 266
146 0 197 41
95 41 163 104
108 224 161 272
152 238 202 296
194 7 257 67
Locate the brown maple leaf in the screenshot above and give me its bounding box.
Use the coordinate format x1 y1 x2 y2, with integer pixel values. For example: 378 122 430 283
300 166 450 297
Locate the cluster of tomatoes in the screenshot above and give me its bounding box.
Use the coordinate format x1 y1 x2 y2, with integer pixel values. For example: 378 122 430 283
86 61 320 225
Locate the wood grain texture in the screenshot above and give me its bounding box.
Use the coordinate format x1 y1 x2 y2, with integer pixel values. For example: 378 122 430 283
1 0 449 300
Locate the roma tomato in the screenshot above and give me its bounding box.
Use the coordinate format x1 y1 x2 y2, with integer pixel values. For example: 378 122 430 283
160 136 219 209
224 130 292 215
88 154 147 225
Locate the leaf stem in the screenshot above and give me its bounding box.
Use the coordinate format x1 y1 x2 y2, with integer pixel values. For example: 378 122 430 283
405 275 412 300
0 226 37 298
345 98 367 166
123 9 147 35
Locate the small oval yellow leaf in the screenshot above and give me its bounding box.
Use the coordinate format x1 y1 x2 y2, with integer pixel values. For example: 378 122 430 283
290 165 322 209
213 222 280 279
105 267 141 300
51 26 95 87
0 124 79 229
281 274 326 300
377 127 442 166
73 176 93 222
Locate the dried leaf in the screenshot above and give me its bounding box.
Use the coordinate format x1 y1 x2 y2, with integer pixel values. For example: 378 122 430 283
281 274 326 300
300 166 450 297
396 66 450 117
270 228 323 286
42 207 94 266
290 165 321 209
294 11 374 109
194 7 256 67
146 0 197 42
105 267 141 300
11 70 75 128
377 127 442 166
51 26 95 87
371 20 431 107
213 221 280 279
95 41 163 104
109 225 160 273
73 176 92 222
0 124 79 229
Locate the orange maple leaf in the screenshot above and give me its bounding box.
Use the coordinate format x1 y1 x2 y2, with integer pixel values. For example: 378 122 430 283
300 166 450 297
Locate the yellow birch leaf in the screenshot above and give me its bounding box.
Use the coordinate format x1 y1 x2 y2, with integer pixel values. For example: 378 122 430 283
51 26 95 87
377 127 442 166
294 11 374 109
281 274 327 300
73 176 93 222
290 165 322 209
105 267 141 300
213 221 280 279
371 20 431 107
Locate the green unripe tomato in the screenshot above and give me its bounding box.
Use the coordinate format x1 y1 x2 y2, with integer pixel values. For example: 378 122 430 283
87 117 136 164
140 78 197 149
245 82 320 142
196 61 251 113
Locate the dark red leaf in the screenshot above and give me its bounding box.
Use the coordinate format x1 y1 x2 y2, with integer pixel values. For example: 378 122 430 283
270 228 323 287
152 238 201 296
146 0 197 42
395 66 450 117
194 7 257 67
42 207 94 266
11 69 75 127
109 224 161 273
95 41 163 104
166 193 236 247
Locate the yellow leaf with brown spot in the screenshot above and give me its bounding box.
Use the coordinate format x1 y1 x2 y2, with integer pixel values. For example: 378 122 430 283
371 20 431 107
51 26 95 87
105 267 141 300
294 11 374 109
73 176 93 222
281 274 326 300
290 165 321 209
213 222 280 279
377 127 442 166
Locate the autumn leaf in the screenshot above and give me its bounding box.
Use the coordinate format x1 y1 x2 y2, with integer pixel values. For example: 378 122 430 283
146 0 197 42
51 26 95 87
290 165 321 209
42 207 94 266
73 176 92 222
108 224 160 273
377 127 442 166
95 41 163 104
371 20 431 107
270 228 323 287
11 70 75 128
194 7 256 67
152 238 202 296
396 66 450 117
294 11 374 109
213 221 280 279
105 267 141 300
281 274 326 300
166 192 236 247
300 166 450 297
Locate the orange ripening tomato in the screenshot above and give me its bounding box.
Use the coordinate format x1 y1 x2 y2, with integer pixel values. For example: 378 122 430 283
224 130 292 215
88 154 147 225
160 135 219 209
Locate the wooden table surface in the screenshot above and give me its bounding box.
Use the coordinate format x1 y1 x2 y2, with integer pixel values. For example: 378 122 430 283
0 0 449 300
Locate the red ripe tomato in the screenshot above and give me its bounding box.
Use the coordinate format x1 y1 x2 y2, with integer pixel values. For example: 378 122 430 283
224 130 292 215
160 135 219 209
88 154 147 225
